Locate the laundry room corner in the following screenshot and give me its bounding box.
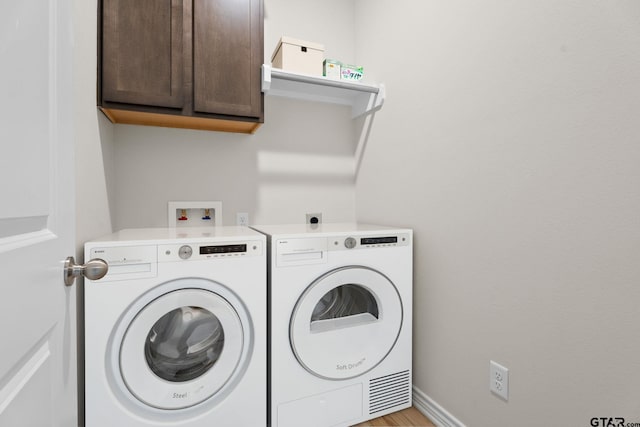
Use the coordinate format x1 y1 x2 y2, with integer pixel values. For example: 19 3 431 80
34 0 640 426
353 1 640 426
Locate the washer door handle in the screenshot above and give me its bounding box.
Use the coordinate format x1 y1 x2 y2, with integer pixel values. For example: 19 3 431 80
64 256 108 286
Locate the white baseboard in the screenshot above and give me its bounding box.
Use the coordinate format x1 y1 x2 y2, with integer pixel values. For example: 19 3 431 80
412 386 466 427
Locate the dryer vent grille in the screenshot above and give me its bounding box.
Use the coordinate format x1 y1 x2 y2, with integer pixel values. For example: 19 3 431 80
368 370 411 415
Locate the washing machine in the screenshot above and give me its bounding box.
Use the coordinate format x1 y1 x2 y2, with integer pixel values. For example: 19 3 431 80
251 223 413 427
83 227 266 427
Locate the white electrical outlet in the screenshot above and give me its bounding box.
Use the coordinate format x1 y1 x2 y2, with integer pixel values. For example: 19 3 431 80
236 212 249 226
490 360 509 400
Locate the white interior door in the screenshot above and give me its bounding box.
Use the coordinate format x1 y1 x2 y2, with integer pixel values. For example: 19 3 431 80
0 1 76 426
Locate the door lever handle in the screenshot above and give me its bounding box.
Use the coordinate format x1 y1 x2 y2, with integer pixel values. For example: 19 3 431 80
64 257 108 286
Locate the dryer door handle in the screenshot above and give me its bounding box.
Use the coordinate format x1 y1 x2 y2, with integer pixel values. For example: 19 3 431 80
310 312 378 333
63 256 108 286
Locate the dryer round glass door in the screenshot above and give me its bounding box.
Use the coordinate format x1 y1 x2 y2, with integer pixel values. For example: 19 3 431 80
290 266 403 380
119 287 245 409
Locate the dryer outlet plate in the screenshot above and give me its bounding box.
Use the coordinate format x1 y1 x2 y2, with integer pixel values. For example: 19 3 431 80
168 201 223 227
306 213 322 224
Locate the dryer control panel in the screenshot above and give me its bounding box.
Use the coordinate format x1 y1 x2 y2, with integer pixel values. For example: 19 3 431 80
329 233 411 251
275 232 411 267
275 238 327 267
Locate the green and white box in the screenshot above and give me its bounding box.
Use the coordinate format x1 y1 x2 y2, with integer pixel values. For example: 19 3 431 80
323 59 342 80
340 64 364 81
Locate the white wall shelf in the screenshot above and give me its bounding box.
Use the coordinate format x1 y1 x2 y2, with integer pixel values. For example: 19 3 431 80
262 64 385 118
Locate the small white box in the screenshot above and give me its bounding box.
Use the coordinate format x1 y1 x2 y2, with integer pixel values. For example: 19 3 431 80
271 36 325 76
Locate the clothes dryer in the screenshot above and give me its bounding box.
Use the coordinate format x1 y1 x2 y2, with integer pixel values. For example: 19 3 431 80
83 227 266 427
251 223 413 427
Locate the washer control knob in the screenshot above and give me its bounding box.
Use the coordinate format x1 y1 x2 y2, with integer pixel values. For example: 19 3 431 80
344 237 357 249
178 245 193 260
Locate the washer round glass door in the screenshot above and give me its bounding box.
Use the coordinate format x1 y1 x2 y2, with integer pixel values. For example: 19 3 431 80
120 288 244 409
290 266 403 380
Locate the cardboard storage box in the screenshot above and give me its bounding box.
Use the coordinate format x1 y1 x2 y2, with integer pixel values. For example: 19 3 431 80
271 36 325 76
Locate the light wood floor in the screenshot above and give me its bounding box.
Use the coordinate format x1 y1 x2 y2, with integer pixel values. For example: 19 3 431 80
354 407 436 427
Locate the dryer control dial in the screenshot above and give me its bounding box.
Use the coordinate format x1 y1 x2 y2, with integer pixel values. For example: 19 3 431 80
344 237 357 249
178 245 193 259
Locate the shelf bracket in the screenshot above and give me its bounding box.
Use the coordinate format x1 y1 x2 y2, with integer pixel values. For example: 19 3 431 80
262 64 273 92
351 83 385 119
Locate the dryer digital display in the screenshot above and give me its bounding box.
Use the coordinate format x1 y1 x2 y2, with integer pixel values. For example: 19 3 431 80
361 236 397 245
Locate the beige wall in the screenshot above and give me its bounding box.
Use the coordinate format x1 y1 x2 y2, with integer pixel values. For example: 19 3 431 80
111 96 357 228
354 1 640 426
75 0 360 237
109 0 359 230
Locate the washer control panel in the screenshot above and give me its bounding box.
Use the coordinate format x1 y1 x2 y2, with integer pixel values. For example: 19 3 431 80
86 245 158 282
159 240 263 261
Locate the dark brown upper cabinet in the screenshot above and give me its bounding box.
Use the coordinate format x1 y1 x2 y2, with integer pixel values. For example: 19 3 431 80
98 0 264 134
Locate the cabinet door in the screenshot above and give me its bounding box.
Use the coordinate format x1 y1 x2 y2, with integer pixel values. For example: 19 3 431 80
193 0 263 119
101 0 184 108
